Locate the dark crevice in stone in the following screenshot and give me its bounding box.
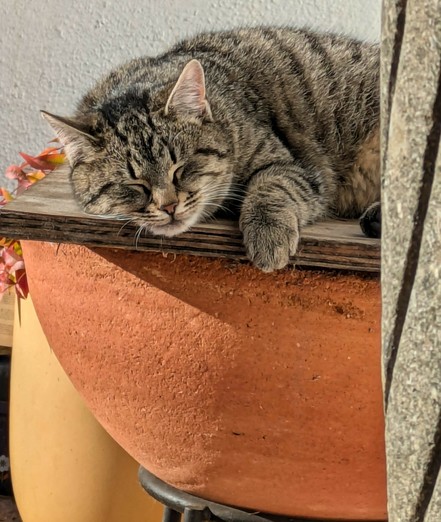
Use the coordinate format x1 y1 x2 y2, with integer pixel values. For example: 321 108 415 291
384 63 441 409
414 415 441 521
387 0 408 111
382 0 408 173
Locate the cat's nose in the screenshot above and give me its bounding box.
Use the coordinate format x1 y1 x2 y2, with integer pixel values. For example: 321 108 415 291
161 202 178 215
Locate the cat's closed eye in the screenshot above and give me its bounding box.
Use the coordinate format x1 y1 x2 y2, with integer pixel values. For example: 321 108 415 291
172 165 185 183
125 181 151 200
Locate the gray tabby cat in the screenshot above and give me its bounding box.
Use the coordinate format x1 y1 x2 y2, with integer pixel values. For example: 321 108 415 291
42 27 381 272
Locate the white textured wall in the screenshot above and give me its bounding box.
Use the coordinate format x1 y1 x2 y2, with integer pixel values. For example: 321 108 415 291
0 0 381 186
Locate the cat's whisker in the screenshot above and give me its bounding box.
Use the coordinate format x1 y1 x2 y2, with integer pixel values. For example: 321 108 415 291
134 223 150 248
134 226 141 248
171 131 183 145
94 213 130 221
117 217 139 236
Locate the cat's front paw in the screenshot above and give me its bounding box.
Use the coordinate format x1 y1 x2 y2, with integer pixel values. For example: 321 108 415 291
240 214 299 272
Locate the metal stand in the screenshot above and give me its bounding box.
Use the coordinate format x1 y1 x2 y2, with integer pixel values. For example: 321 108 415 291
138 466 343 522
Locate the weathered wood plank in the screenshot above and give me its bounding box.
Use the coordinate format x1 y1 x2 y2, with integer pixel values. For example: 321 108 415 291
382 0 441 521
0 168 380 272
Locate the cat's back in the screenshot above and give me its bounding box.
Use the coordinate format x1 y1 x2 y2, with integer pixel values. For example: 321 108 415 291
79 27 379 123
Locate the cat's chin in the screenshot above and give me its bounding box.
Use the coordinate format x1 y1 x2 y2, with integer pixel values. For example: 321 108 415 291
149 213 201 237
151 222 192 237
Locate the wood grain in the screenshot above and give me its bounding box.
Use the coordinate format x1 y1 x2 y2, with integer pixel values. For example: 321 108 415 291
0 169 380 272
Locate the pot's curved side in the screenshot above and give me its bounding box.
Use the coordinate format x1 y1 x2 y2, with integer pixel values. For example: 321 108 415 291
21 240 386 520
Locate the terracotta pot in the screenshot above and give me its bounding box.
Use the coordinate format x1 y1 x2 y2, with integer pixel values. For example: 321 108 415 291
21 240 386 521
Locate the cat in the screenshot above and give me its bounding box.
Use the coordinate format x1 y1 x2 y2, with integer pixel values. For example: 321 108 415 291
42 27 381 272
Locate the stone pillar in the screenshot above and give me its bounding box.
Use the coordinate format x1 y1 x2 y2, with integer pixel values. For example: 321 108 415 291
382 0 441 521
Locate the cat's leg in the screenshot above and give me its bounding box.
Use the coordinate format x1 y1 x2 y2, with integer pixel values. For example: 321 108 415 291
359 201 381 238
239 163 329 272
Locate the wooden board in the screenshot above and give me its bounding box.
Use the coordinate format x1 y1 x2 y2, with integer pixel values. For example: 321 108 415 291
0 290 15 351
0 169 380 272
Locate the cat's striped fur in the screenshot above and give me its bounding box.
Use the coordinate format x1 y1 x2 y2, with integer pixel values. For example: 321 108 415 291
43 27 380 271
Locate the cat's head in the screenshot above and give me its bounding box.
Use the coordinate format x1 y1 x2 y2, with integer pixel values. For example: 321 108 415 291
42 60 232 237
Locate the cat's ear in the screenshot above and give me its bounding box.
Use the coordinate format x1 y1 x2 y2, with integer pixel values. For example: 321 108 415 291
40 111 100 166
164 60 213 121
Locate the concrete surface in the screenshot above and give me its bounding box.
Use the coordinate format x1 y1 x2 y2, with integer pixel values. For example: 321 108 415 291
382 0 441 520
